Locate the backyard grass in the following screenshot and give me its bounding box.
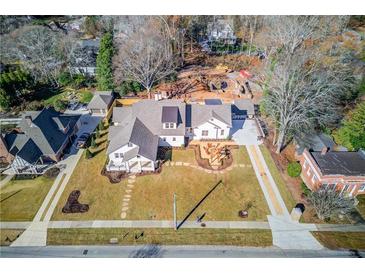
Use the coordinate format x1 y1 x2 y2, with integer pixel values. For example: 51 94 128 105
52 146 270 222
260 145 297 212
0 229 24 246
0 176 53 221
171 148 197 164
356 195 365 219
312 231 365 250
43 88 93 106
47 228 273 247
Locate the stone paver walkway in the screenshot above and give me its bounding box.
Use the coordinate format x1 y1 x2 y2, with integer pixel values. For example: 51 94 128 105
120 175 136 219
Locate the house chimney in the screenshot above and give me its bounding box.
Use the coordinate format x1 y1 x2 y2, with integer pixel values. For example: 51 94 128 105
321 146 329 155
25 116 32 127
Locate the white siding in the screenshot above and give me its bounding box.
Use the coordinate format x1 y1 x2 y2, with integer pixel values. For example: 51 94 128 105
159 135 185 147
193 118 230 140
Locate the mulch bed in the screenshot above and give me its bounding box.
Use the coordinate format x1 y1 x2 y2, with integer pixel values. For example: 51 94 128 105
188 144 236 171
62 190 89 214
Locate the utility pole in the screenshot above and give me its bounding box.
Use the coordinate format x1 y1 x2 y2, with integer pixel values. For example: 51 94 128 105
173 193 177 230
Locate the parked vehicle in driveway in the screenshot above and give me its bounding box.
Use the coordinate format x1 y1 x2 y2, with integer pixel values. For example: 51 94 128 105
76 133 90 148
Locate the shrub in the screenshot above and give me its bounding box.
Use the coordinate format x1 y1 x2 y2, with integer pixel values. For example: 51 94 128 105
53 100 68 112
287 162 302 177
26 100 44 111
44 166 60 178
91 136 97 148
301 182 311 197
98 121 105 131
58 71 73 86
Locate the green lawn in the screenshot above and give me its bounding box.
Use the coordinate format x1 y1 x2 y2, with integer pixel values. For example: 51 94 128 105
0 229 24 246
312 231 365 250
47 228 273 247
43 88 93 106
0 176 53 221
260 145 297 212
52 146 270 222
128 146 269 221
51 148 128 221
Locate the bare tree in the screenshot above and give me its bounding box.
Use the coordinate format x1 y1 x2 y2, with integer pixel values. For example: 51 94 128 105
3 25 68 86
263 51 355 153
265 16 321 55
113 18 176 98
308 186 355 220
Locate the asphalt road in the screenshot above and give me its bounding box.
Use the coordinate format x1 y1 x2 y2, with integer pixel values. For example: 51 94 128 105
1 245 364 258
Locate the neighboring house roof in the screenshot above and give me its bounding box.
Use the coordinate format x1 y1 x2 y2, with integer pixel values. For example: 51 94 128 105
310 150 365 176
87 92 113 110
296 133 336 155
107 117 159 161
233 99 255 116
17 138 43 164
191 104 232 128
161 106 179 123
5 108 80 162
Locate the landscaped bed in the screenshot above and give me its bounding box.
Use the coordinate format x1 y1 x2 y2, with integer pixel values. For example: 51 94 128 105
0 176 53 221
311 231 365 250
47 228 273 247
52 146 270 222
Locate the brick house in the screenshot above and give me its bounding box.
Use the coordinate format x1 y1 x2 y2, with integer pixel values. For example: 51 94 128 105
298 148 365 197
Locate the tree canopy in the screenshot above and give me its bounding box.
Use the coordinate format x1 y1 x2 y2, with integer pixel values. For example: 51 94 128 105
96 32 114 90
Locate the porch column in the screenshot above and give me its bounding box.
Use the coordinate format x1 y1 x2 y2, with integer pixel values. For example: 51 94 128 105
138 160 142 172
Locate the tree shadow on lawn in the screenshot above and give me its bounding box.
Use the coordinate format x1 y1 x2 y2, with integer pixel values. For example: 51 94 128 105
177 180 223 230
0 190 22 203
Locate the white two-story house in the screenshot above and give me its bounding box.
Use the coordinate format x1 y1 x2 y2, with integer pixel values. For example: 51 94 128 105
106 99 250 173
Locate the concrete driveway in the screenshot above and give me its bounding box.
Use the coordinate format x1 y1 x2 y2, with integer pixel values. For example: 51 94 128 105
230 119 262 145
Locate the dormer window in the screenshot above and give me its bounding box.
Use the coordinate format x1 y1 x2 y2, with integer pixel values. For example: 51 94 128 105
164 122 175 129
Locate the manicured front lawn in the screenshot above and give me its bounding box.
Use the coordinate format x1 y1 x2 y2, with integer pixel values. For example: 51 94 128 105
0 229 24 246
312 231 365 250
0 176 53 221
260 145 297 212
52 146 270 222
51 148 128 221
47 228 273 247
128 146 269 221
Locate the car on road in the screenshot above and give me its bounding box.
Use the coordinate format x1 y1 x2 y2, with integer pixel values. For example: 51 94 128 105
75 133 90 148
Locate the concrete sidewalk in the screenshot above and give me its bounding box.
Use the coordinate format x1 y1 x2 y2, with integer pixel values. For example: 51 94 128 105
48 220 271 229
0 174 14 188
0 222 31 229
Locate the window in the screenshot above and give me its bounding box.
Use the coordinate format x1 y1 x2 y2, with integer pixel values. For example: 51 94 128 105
172 137 176 141
115 153 119 158
202 130 209 136
312 174 317 183
303 160 307 168
342 184 350 194
359 184 365 192
128 142 132 147
165 123 170 129
220 129 224 136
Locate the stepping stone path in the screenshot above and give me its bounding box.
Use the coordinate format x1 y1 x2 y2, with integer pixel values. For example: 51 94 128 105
120 175 136 219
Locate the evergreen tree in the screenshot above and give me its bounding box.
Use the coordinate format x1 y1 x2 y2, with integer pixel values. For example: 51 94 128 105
334 102 365 150
85 149 93 159
96 32 114 90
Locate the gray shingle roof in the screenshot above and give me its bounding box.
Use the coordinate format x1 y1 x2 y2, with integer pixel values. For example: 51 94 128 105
311 150 365 176
87 91 113 110
17 138 42 164
233 99 255 116
191 104 232 128
107 117 159 161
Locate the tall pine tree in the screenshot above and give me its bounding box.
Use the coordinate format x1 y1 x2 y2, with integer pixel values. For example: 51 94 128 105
96 32 114 90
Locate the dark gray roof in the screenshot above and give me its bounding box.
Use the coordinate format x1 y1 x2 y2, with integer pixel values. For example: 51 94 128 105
7 108 80 161
311 150 365 176
17 138 42 164
87 91 113 110
205 99 222 105
296 133 336 155
191 104 232 128
113 99 186 136
161 106 179 123
107 118 159 161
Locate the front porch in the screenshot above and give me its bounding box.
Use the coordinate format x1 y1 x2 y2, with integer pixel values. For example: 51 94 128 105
106 159 156 173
